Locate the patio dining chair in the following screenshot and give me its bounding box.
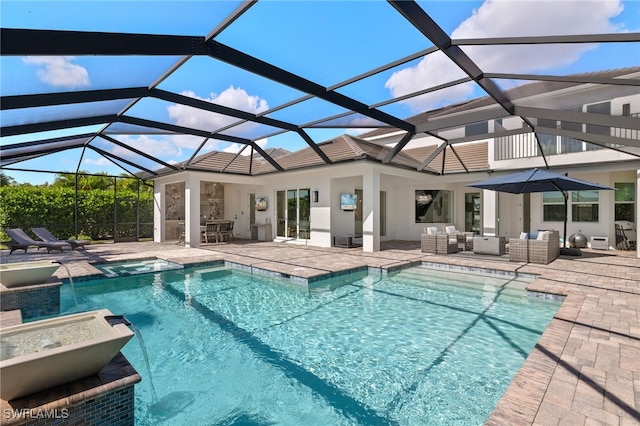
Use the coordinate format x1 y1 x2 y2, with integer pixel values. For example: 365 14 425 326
176 223 185 245
218 221 234 242
204 222 220 244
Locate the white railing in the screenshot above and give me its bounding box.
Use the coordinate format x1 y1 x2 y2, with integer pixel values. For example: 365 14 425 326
495 114 639 160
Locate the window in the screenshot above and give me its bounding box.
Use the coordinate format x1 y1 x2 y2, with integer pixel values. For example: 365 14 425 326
415 190 452 223
465 122 488 137
571 190 599 222
538 133 557 156
614 182 635 222
560 108 584 153
542 192 565 222
560 135 584 153
536 118 558 156
543 190 600 223
586 101 611 136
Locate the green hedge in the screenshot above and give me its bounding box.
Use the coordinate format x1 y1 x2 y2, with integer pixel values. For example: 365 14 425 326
0 186 153 241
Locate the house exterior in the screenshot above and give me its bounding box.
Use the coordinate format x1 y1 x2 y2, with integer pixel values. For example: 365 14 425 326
152 69 640 258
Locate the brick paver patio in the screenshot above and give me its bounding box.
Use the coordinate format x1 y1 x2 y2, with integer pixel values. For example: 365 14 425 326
2 240 639 425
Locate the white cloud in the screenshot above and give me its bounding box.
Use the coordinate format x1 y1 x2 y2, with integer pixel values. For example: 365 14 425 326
385 0 624 112
83 157 112 166
166 87 270 153
23 56 90 88
110 135 183 160
385 51 474 111
222 138 268 155
167 86 269 132
170 134 207 150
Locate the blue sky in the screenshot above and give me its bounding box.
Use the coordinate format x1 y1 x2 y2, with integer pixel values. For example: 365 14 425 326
1 0 638 184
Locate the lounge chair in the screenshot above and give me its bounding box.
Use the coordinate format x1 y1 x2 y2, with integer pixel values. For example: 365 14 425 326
4 228 70 254
31 227 90 250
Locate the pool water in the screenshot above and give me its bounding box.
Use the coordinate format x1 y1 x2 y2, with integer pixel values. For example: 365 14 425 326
60 265 561 425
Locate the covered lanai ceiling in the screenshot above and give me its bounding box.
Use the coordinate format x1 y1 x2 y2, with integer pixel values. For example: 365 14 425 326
1 0 639 181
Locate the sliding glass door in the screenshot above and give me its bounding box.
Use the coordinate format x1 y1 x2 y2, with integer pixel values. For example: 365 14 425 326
276 188 310 239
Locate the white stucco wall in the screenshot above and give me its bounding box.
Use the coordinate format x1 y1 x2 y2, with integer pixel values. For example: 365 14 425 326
153 161 640 253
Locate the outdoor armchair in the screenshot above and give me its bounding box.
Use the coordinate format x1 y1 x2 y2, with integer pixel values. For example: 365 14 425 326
444 225 474 251
31 227 90 250
421 227 458 254
509 230 560 264
4 228 70 254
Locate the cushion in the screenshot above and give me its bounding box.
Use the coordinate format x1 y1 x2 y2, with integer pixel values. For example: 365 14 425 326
444 226 457 234
528 231 539 240
426 227 439 235
536 231 548 241
519 232 528 240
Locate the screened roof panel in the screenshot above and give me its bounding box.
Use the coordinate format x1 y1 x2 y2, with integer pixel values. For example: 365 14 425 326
495 74 640 109
265 97 350 126
216 1 434 86
460 43 640 76
124 97 246 134
334 56 431 106
420 0 626 39
105 134 203 166
97 154 153 177
0 99 133 128
308 113 390 130
1 128 99 148
89 136 174 172
1 0 638 181
103 122 180 135
377 81 484 119
219 121 282 140
0 56 182 96
121 98 173 122
157 56 307 110
0 1 243 35
3 147 86 171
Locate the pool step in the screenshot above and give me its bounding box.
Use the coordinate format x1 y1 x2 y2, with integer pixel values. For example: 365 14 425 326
393 268 532 299
194 266 233 279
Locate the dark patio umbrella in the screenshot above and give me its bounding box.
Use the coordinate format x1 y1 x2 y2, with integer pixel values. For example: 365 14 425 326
466 168 615 249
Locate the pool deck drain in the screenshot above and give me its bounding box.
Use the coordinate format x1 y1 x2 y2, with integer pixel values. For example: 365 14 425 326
2 240 639 425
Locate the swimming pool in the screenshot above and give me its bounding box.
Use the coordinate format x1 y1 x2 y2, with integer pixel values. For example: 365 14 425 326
60 264 560 425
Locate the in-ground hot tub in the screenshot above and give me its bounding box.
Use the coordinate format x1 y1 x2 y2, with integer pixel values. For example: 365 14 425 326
0 309 134 401
0 260 60 287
